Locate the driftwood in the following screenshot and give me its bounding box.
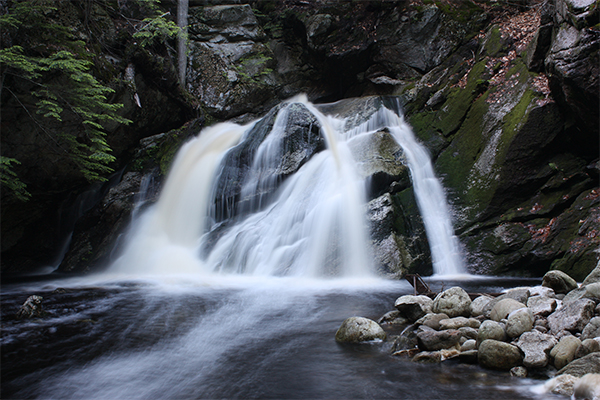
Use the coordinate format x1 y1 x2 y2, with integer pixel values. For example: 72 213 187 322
404 274 502 300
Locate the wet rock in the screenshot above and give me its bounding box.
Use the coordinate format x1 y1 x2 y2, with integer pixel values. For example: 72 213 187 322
506 308 534 338
573 373 600 400
542 270 578 294
470 295 494 317
412 348 460 363
16 295 44 319
548 298 596 334
510 366 528 378
391 324 419 353
551 335 582 370
379 310 409 326
417 329 462 351
477 320 507 346
490 298 526 322
335 317 387 343
415 313 450 330
575 338 600 359
527 295 558 317
478 339 523 370
563 282 600 303
439 317 480 330
461 339 477 352
431 287 472 318
558 352 600 377
543 374 578 397
394 295 433 322
458 327 478 341
515 331 557 369
581 317 600 341
582 262 600 286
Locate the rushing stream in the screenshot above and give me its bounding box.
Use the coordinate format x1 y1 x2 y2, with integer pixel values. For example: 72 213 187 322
1 97 561 399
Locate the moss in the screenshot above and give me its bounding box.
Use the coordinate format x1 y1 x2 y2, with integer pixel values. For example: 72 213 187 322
481 25 505 57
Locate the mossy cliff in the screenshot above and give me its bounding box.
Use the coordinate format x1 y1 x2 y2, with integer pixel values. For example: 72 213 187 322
2 0 598 279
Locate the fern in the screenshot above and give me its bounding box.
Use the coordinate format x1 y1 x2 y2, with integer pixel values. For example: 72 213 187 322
0 158 31 202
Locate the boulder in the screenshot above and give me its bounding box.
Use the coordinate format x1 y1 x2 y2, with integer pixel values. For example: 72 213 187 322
16 295 44 319
394 295 433 322
575 338 600 359
563 282 600 303
391 324 419 353
412 349 460 363
581 317 600 341
458 327 478 341
506 308 534 338
470 295 494 317
415 313 450 330
582 262 600 286
490 298 526 322
510 366 528 378
478 339 523 370
379 310 409 326
477 320 507 345
417 329 462 351
528 286 556 298
335 317 387 343
542 270 578 294
551 335 582 370
502 288 530 304
542 374 578 397
573 373 600 400
527 295 558 316
515 331 558 369
558 352 600 377
438 317 480 330
548 298 596 334
431 287 472 318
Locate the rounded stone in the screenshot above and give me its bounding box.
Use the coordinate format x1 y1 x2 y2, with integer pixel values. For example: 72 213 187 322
490 298 526 322
506 307 534 338
478 339 523 370
575 338 600 359
432 287 472 318
417 329 462 351
551 335 582 370
470 295 494 317
477 320 507 346
394 295 433 322
416 313 450 330
581 317 600 341
335 317 387 343
542 270 578 294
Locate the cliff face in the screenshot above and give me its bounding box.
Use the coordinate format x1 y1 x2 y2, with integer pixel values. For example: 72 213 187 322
2 0 598 279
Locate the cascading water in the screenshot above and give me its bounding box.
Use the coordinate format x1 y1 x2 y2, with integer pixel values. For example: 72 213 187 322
111 95 463 277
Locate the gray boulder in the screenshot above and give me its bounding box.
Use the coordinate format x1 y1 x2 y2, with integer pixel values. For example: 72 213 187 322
551 335 582 370
335 317 387 343
581 316 600 341
575 338 600 359
582 261 600 286
502 288 530 304
470 295 494 317
458 327 478 341
563 282 600 303
416 313 450 330
417 328 462 351
542 270 578 294
478 339 523 370
431 287 472 318
528 286 556 298
515 331 557 369
506 307 534 338
461 339 477 352
527 295 558 317
558 352 600 377
490 298 526 322
438 317 480 330
394 295 433 322
548 298 596 334
477 320 507 345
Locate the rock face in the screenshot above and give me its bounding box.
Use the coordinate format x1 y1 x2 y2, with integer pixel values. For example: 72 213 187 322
335 317 387 343
2 1 598 281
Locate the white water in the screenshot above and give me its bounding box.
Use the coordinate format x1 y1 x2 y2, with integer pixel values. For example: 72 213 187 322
111 95 463 278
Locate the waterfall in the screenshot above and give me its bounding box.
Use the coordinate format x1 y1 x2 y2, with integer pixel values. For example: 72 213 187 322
110 96 464 278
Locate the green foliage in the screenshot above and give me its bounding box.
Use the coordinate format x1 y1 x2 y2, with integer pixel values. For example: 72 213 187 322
234 54 273 84
0 0 133 195
0 157 31 201
133 13 181 48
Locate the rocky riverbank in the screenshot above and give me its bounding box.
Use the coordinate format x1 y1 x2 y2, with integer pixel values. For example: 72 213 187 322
336 263 600 398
